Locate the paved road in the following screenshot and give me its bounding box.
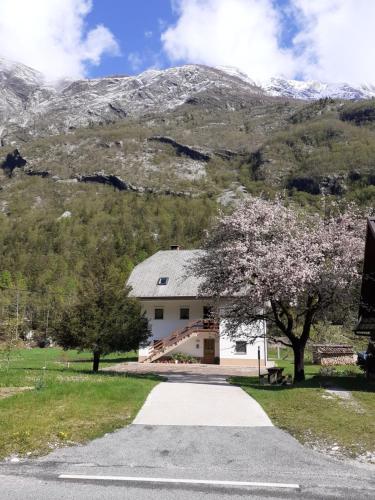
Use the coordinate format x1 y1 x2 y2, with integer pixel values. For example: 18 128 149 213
0 374 374 499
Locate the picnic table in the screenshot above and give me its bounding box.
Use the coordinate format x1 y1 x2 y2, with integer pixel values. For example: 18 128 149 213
266 367 284 384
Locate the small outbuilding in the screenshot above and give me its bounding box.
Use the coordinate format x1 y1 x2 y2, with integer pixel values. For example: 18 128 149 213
312 344 356 366
355 217 375 378
356 217 375 337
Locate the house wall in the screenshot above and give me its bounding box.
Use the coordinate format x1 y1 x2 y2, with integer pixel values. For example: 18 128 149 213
139 299 210 359
219 320 267 366
168 333 220 360
138 299 267 365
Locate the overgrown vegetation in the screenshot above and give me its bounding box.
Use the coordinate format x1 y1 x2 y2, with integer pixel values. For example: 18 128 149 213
1 94 374 370
53 255 150 372
0 181 218 340
3 96 375 206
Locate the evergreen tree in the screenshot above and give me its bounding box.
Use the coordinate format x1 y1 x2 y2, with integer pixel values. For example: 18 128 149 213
53 249 150 372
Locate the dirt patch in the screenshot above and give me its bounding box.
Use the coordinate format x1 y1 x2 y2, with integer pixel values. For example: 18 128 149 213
0 387 34 399
104 361 270 378
323 386 365 414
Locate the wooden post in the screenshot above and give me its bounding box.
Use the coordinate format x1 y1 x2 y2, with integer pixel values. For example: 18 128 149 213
15 289 19 340
258 346 261 384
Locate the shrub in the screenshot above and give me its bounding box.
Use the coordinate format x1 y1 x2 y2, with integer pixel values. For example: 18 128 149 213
340 101 375 125
319 366 337 377
171 352 198 364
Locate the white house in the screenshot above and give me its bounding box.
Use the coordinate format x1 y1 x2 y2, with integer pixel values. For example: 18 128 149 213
127 247 268 366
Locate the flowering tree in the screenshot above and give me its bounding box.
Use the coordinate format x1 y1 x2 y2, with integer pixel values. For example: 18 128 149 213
193 198 364 382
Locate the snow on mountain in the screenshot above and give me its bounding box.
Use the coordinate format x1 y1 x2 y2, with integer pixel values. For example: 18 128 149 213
1 57 375 144
0 56 45 87
261 77 375 100
0 62 263 141
215 66 375 100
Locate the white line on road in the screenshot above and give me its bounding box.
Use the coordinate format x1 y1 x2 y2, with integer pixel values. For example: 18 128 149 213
58 474 300 490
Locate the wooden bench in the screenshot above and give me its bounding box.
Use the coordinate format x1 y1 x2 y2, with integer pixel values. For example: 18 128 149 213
267 367 284 384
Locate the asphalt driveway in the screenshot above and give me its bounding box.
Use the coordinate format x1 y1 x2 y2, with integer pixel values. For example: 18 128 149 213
0 374 374 499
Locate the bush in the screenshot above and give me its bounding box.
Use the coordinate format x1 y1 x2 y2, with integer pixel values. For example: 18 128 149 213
35 335 51 348
339 366 359 377
340 101 375 125
171 352 199 364
319 366 337 377
357 344 375 376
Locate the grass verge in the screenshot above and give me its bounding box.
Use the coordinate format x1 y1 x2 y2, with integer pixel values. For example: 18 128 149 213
0 348 159 460
231 360 375 461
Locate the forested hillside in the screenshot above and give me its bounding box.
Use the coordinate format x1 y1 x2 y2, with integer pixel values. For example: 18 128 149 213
1 61 375 341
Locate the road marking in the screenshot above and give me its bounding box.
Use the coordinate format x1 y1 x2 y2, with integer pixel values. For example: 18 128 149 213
59 474 300 490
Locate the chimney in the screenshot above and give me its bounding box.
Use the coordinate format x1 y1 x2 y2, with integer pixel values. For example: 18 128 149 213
170 245 182 250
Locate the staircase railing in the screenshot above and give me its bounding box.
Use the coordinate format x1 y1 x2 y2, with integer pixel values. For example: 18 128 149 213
145 319 218 362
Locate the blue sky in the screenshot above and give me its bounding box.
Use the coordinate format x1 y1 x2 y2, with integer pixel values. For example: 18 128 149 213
86 0 176 77
85 0 300 78
0 1 373 83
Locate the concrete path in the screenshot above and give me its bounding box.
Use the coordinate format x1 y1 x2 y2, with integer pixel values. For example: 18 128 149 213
133 375 273 427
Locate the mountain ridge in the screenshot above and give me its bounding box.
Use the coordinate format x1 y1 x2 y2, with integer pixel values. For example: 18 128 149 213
1 57 375 144
215 66 375 100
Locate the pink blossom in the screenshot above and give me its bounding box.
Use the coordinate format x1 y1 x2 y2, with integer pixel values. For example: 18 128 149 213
192 197 365 381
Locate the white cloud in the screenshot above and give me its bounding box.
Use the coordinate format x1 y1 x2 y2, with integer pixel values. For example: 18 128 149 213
161 0 297 81
162 0 375 84
128 52 143 72
0 0 119 81
291 0 375 84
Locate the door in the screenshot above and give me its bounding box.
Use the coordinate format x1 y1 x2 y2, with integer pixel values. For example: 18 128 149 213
203 338 215 364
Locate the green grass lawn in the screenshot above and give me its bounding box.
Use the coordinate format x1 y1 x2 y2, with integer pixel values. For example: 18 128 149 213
0 348 159 460
231 358 375 460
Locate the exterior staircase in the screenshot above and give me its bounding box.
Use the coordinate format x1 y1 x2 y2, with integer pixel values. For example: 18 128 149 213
143 319 219 363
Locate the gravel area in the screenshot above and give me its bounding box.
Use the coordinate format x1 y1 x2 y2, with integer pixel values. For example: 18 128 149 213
104 361 269 378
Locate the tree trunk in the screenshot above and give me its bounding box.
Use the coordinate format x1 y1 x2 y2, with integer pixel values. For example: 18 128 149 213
293 343 306 382
93 349 101 372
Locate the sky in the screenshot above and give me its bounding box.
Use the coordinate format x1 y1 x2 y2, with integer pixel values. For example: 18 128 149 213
0 0 373 84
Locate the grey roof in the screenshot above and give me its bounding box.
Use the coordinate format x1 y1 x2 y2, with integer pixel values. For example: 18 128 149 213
127 250 205 299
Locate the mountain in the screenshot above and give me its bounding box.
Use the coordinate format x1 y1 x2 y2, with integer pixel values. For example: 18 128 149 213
0 59 266 143
260 77 375 101
216 66 375 100
1 57 375 145
1 56 375 207
0 57 375 304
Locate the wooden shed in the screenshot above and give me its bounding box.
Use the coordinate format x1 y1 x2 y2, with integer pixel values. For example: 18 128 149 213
355 218 375 378
356 217 375 338
312 344 356 366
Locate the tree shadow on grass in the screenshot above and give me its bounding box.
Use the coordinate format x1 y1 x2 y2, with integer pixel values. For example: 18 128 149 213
7 365 164 382
66 356 138 364
230 375 375 393
76 369 165 382
66 369 160 383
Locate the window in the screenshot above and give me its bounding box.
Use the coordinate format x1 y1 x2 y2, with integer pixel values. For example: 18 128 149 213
157 277 169 285
154 308 164 320
180 308 190 320
235 341 247 354
203 306 212 319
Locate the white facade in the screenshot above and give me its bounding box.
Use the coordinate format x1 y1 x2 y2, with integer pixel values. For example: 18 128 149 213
127 248 267 366
139 298 267 366
219 320 267 367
